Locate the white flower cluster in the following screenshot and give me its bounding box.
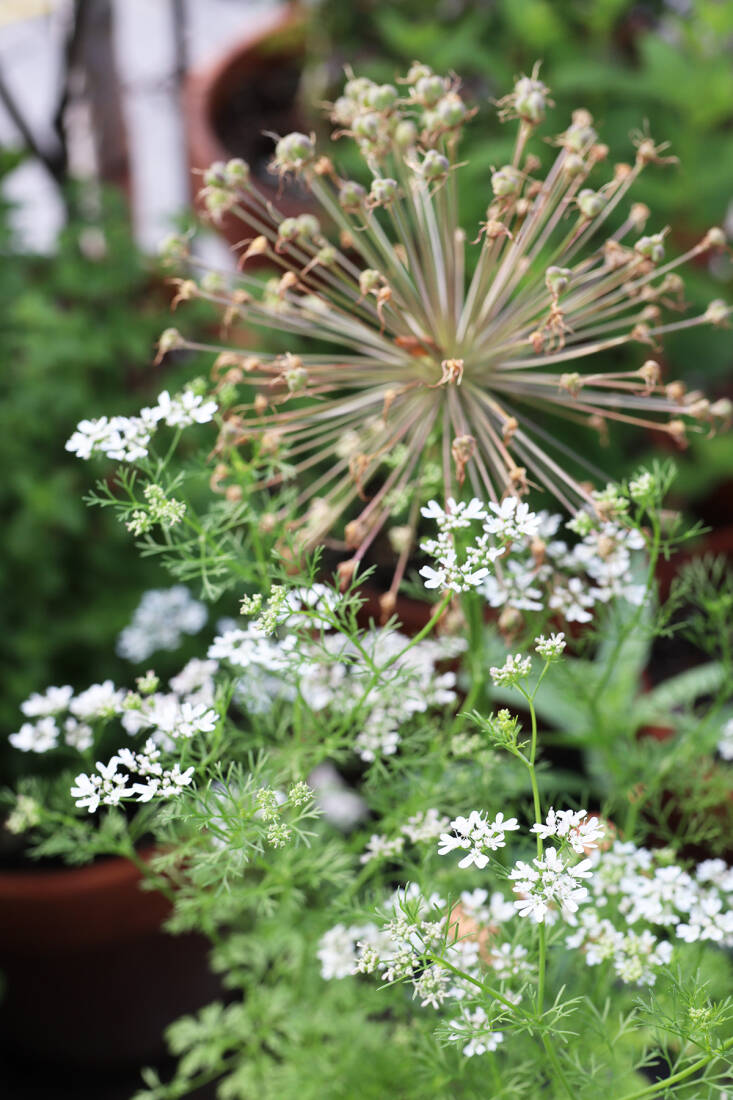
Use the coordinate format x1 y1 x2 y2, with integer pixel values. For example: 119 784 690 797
438 811 520 869
718 717 733 761
10 680 125 753
319 884 514 1054
360 808 450 864
420 497 648 622
419 498 514 592
489 653 532 687
71 739 194 813
209 620 466 763
65 389 217 463
117 585 208 662
567 842 733 985
509 847 593 923
531 807 605 854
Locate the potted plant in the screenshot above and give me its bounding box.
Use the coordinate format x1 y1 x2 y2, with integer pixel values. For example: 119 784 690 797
6 61 733 1098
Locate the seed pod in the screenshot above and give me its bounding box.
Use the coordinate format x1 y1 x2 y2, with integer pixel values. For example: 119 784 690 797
367 83 398 111
577 189 606 219
421 149 450 182
369 177 399 206
225 158 250 186
563 153 585 177
338 180 366 212
354 112 383 142
635 231 667 264
359 269 382 296
415 74 447 106
703 226 727 250
491 165 523 197
435 93 467 128
546 266 571 298
393 119 418 148
706 299 730 325
274 132 315 172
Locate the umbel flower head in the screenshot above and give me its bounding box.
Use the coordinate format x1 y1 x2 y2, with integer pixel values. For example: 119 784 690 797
165 64 729 591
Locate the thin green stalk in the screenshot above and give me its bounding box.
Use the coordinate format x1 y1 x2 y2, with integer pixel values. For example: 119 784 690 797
541 1033 575 1099
616 1036 733 1100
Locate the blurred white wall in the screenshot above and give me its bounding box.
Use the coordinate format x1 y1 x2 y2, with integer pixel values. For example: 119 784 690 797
0 0 279 253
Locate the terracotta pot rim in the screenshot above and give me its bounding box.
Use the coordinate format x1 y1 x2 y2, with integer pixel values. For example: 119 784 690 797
184 2 307 170
0 845 154 899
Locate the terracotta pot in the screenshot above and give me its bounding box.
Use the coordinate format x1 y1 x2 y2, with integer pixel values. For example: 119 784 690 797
0 851 219 1067
184 3 312 255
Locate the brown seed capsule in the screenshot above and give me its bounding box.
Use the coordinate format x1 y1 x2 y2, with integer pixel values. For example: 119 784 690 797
638 360 660 393
379 592 396 623
666 381 686 405
502 417 518 446
629 202 650 230
667 419 688 447
337 558 357 589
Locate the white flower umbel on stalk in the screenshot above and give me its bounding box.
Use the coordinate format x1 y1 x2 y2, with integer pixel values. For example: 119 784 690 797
438 810 520 869
164 64 727 597
509 846 593 923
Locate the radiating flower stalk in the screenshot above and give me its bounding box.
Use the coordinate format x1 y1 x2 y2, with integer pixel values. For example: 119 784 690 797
161 63 730 602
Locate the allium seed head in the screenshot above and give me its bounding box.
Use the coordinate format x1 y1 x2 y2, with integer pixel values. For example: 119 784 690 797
185 64 722 580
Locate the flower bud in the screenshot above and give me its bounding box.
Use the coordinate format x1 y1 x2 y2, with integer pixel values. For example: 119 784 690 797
200 272 225 293
344 77 374 103
315 244 337 267
285 364 308 393
388 525 412 555
158 328 183 354
331 96 354 125
158 233 189 264
491 165 523 197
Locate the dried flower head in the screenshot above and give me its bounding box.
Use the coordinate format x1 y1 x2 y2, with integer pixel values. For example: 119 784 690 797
173 64 727 590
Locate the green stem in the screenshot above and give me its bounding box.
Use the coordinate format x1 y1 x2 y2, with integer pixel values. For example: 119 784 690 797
616 1036 733 1100
541 1034 575 1099
426 953 531 1021
518 683 547 1017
